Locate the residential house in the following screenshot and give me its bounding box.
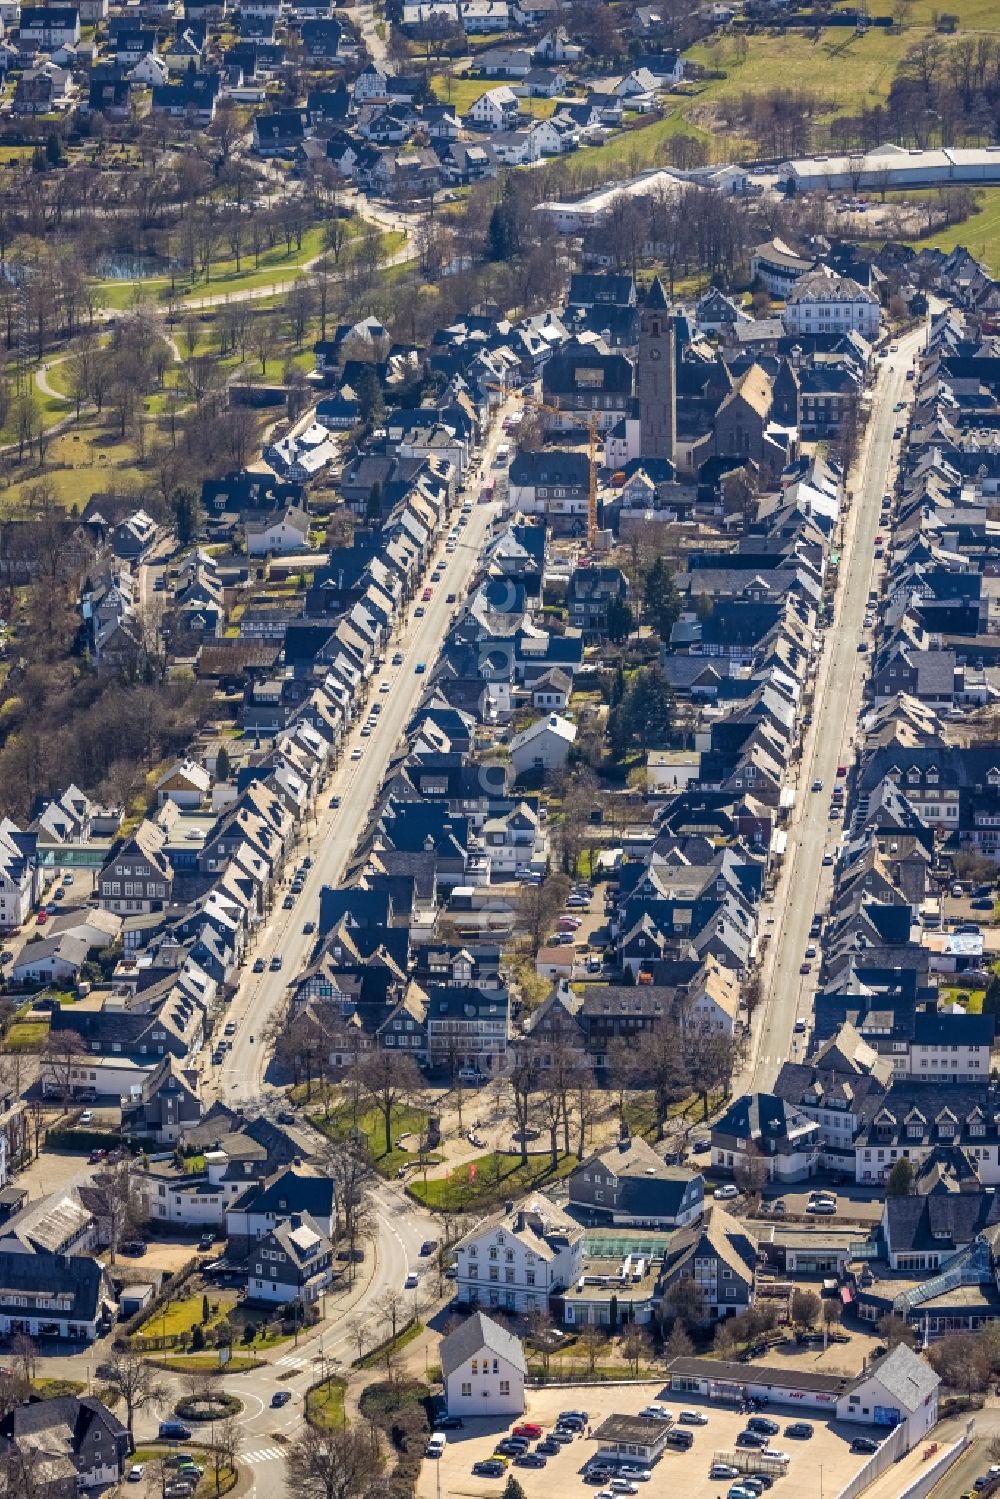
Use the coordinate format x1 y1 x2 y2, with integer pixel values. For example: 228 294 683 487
454 1197 584 1314
568 1134 705 1228
658 1204 757 1319
509 712 577 775
0 1397 130 1491
98 820 174 915
242 1211 334 1305
441 1312 526 1418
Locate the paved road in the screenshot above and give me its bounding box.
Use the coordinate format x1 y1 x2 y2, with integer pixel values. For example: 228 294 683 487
743 326 926 1093
212 415 511 1109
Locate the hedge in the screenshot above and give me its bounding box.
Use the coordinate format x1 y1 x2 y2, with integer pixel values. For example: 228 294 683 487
175 1392 243 1422
45 1128 156 1154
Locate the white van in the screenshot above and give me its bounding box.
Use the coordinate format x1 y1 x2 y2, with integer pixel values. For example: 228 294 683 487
493 442 510 468
425 1435 446 1459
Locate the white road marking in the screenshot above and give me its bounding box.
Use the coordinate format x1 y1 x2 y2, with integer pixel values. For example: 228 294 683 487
243 1448 285 1465
275 1353 309 1368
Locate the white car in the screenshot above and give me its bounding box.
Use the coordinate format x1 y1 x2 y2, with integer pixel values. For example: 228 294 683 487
128 1467 145 1483
425 1434 446 1458
79 1110 93 1124
713 1183 739 1200
351 748 363 760
679 1411 708 1425
379 680 391 692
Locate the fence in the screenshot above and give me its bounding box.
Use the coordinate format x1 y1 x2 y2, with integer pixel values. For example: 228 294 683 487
831 1419 974 1499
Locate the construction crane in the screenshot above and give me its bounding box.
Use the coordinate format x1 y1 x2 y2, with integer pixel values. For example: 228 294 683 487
519 393 600 550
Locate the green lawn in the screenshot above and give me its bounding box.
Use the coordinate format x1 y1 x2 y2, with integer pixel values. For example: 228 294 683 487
150 1353 263 1374
940 986 986 1014
3 1020 49 1051
906 187 1000 275
308 1102 432 1179
143 1291 236 1340
358 1320 423 1369
408 1151 576 1211
306 1376 347 1428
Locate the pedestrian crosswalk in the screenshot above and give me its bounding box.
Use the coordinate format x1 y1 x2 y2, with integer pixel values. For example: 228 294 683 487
275 1352 309 1369
244 1448 285 1466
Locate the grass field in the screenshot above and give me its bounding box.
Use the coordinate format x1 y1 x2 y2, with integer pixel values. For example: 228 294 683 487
143 1291 236 1340
408 1151 576 1211
906 187 1000 273
305 1376 346 1428
309 1101 433 1179
358 1320 423 1369
3 1020 50 1051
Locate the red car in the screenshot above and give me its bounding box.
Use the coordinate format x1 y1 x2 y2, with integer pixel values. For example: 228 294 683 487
513 1424 543 1440
836 765 847 778
36 910 48 924
874 534 884 544
422 588 432 601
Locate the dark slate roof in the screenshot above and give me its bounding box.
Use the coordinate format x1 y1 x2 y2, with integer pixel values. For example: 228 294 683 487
912 1012 995 1047
230 1168 334 1220
884 1191 1000 1255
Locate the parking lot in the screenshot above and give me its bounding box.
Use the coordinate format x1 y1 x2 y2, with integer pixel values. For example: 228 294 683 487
416 1383 876 1499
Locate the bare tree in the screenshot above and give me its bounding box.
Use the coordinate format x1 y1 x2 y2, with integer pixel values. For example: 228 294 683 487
104 1348 166 1441
209 1414 242 1496
43 1028 85 1109
11 1333 36 1385
286 1423 382 1499
358 1049 422 1156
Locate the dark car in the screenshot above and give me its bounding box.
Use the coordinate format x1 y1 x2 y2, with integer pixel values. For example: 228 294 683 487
736 1431 768 1449
420 1240 439 1256
252 957 265 973
536 1440 561 1456
434 1415 463 1430
271 1391 292 1407
549 1428 574 1444
665 1429 693 1449
198 1233 214 1251
494 1440 528 1457
159 1422 193 1441
558 1411 588 1426
971 897 994 910
851 1437 879 1455
121 1240 146 1257
583 1471 612 1487
747 1417 779 1437
514 1454 547 1469
785 1423 814 1439
473 1461 505 1477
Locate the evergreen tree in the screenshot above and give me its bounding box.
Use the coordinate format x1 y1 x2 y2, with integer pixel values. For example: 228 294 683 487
215 746 231 782
643 555 682 640
886 1158 914 1197
172 484 202 546
356 365 385 432
606 593 634 644
487 201 520 262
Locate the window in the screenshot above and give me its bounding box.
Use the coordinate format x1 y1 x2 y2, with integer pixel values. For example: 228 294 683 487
461 1383 472 1397
471 1360 478 1375
500 1380 510 1395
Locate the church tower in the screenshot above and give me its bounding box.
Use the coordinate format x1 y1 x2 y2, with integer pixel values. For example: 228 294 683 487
638 276 675 463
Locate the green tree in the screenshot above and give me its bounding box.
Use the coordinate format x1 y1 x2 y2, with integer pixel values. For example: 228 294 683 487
643 555 682 640
983 973 1000 1020
45 133 62 167
886 1157 914 1197
487 201 520 262
172 484 201 546
606 593 634 643
202 1293 210 1324
503 1478 527 1499
356 365 385 432
215 746 231 783
609 665 675 755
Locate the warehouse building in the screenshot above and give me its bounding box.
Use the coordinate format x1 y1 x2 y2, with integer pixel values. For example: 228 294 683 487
779 143 1000 195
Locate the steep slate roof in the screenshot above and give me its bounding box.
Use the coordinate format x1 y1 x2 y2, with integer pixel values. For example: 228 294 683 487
440 1311 527 1379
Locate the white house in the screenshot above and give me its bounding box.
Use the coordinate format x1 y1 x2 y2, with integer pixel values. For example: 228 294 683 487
155 759 211 809
353 59 390 103
441 1312 526 1419
12 932 88 985
468 85 518 131
782 266 881 340
835 1344 939 1451
245 505 311 556
509 712 577 774
130 50 168 85
0 819 38 929
453 1197 584 1315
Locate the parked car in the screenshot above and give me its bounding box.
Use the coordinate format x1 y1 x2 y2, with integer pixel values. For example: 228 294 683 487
714 1184 738 1200
252 957 265 973
851 1437 879 1455
679 1410 708 1425
513 1424 543 1440
198 1233 214 1251
425 1435 446 1459
747 1417 779 1436
514 1454 546 1469
473 1461 505 1477
785 1423 814 1439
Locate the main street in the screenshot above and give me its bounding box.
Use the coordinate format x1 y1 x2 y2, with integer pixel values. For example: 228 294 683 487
213 411 512 1107
742 323 926 1094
